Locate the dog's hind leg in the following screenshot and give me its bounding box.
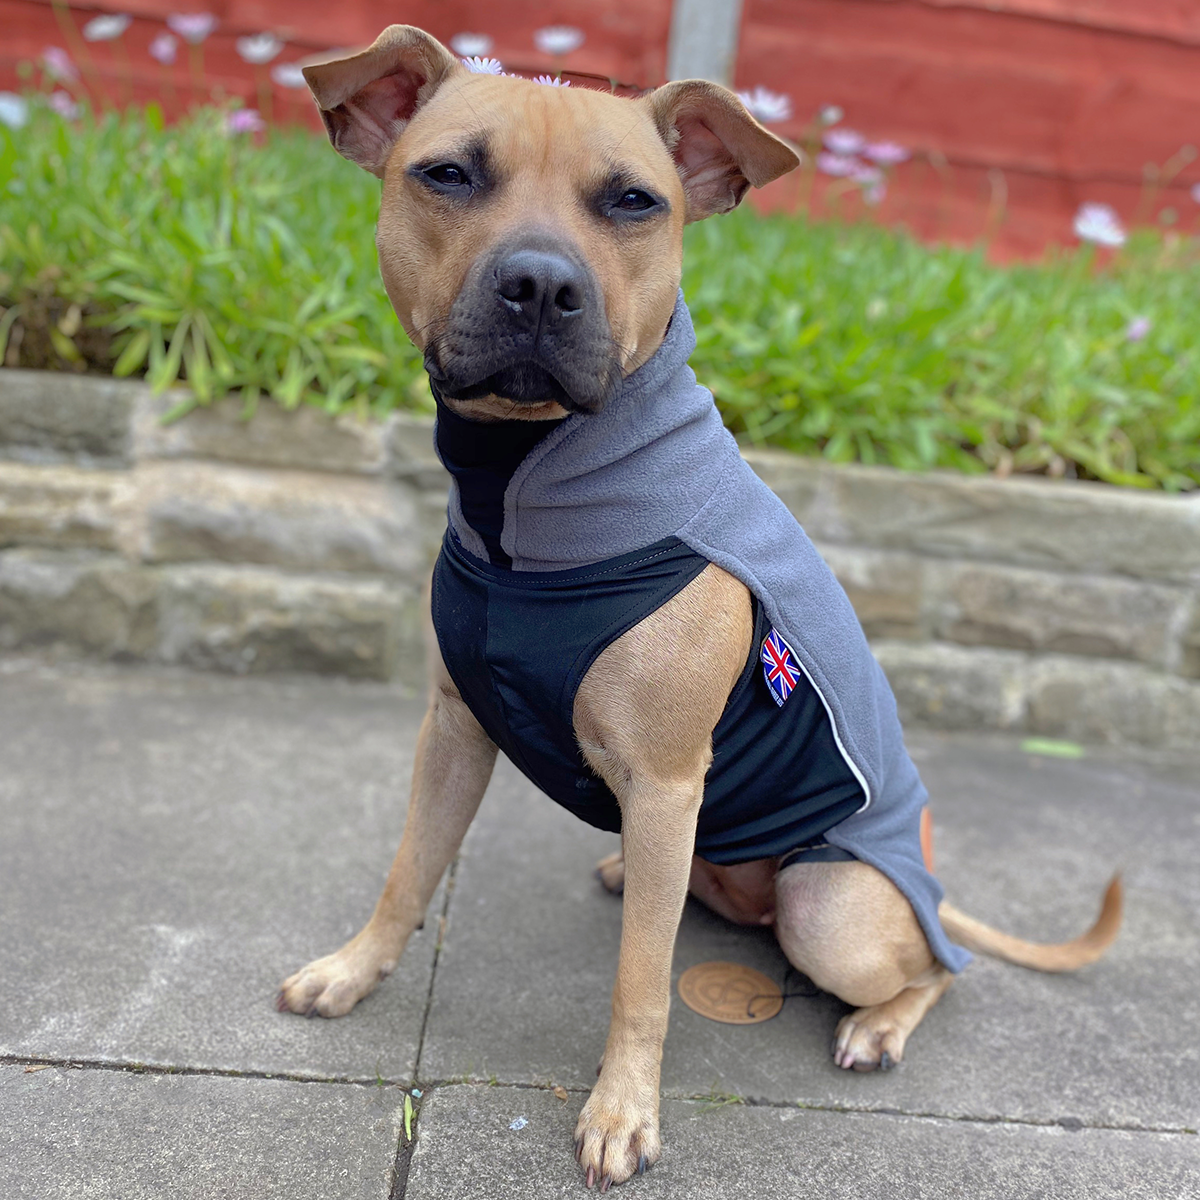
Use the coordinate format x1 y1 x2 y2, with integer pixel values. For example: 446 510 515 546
774 859 952 1070
277 647 497 1018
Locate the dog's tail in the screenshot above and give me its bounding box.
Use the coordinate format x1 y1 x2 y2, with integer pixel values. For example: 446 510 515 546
938 875 1123 973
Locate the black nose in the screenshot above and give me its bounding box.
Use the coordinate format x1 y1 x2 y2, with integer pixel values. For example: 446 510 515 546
495 250 586 326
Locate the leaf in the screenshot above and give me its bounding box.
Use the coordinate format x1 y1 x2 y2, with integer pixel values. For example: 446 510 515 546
1020 738 1085 759
403 1092 414 1142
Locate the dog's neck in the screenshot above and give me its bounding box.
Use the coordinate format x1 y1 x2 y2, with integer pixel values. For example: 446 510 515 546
435 290 725 572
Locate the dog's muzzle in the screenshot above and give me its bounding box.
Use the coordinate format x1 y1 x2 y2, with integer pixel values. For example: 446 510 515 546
424 234 621 414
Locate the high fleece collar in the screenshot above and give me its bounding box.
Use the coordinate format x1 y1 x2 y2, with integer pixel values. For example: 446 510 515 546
489 291 743 572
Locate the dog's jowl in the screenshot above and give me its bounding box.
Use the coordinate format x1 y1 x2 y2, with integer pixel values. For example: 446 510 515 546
277 26 1122 1189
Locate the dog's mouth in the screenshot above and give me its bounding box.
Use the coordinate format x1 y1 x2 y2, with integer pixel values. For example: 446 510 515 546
428 359 585 412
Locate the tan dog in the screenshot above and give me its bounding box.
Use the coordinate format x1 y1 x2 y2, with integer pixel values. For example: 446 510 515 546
277 26 1122 1190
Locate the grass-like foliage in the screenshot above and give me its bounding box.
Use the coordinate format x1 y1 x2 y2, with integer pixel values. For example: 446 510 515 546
2 103 1197 489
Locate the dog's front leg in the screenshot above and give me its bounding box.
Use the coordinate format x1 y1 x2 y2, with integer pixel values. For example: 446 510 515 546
575 776 704 1189
278 659 497 1018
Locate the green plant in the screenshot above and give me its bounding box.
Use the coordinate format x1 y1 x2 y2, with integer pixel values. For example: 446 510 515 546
2 101 1197 490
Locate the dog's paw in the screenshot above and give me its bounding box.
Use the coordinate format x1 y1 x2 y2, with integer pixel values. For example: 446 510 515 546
574 1083 660 1190
276 938 396 1019
594 851 626 896
832 1007 905 1072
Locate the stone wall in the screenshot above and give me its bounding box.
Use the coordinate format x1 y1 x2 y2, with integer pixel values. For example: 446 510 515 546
2 369 1198 749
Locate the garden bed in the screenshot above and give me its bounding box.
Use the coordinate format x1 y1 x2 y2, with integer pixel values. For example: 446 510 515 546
2 104 1198 491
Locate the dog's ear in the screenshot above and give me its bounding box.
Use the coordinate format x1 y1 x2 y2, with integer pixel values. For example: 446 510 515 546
303 25 461 177
643 80 800 222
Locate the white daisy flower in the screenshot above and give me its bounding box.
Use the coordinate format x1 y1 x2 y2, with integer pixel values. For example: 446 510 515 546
166 13 217 45
48 90 81 119
533 74 570 87
0 92 29 129
450 33 493 58
816 151 858 177
83 13 132 42
1073 202 1126 248
534 26 585 56
818 105 843 126
823 127 864 156
736 86 792 124
462 56 504 75
864 141 909 166
149 32 178 64
42 47 78 82
270 62 308 89
236 34 283 65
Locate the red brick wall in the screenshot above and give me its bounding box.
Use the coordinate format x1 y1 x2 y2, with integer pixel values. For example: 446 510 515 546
6 0 1200 255
737 0 1200 254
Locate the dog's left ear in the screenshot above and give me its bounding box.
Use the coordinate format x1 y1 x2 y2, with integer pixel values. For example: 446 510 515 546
303 25 461 177
643 80 800 222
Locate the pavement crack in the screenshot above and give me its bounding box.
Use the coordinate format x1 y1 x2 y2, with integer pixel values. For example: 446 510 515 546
390 855 460 1199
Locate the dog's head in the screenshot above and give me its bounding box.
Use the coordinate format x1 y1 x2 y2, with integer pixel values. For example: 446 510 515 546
305 26 799 418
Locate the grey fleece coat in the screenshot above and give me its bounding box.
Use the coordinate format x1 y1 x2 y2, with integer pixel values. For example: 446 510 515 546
444 291 971 974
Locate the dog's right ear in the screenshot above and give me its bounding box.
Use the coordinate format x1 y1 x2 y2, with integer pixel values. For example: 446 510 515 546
303 26 461 177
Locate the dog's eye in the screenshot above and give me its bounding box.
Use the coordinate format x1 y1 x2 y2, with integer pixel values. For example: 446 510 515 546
423 163 468 188
614 189 656 212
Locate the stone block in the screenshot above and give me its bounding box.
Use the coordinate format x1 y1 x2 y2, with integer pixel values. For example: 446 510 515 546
925 560 1187 667
0 549 157 656
133 390 387 473
0 369 136 465
873 639 1028 732
1027 657 1200 750
1181 600 1200 680
0 462 122 551
745 453 1200 585
815 542 924 638
130 460 424 578
154 563 420 680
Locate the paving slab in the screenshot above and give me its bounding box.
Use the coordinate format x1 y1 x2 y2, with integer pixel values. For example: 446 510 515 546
404 1083 1200 1200
0 1063 401 1200
0 658 440 1082
422 739 1200 1130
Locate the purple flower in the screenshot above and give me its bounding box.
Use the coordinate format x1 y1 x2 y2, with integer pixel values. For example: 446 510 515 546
534 26 585 56
850 163 882 185
270 62 307 89
462 56 504 75
166 13 217 45
823 127 864 156
816 151 859 177
41 46 78 82
736 86 792 124
1073 202 1126 248
236 33 283 65
1125 316 1151 342
533 74 570 87
83 14 132 42
149 32 178 65
227 108 265 134
48 90 81 119
864 140 909 166
1191 182 1200 204
450 33 493 58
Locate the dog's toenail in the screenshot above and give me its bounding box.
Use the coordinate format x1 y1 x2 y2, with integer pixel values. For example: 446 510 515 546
880 1051 893 1071
586 1165 596 1189
600 1173 612 1192
638 1154 648 1175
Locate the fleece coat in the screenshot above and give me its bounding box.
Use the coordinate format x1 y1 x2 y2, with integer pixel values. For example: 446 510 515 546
438 291 971 973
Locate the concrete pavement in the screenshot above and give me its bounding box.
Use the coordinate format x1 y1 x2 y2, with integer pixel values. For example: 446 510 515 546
1 656 1197 1198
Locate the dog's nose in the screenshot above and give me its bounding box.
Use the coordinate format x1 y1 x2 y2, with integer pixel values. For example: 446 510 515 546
494 250 585 325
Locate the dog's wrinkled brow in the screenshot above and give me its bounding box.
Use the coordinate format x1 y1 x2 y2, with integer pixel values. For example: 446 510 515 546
410 137 491 180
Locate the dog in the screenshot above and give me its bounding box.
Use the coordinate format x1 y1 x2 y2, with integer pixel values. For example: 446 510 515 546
277 26 1122 1190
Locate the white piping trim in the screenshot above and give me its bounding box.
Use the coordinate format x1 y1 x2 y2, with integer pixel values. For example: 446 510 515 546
769 629 872 816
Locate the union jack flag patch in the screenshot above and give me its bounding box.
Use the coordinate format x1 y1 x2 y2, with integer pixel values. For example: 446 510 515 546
761 628 802 708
